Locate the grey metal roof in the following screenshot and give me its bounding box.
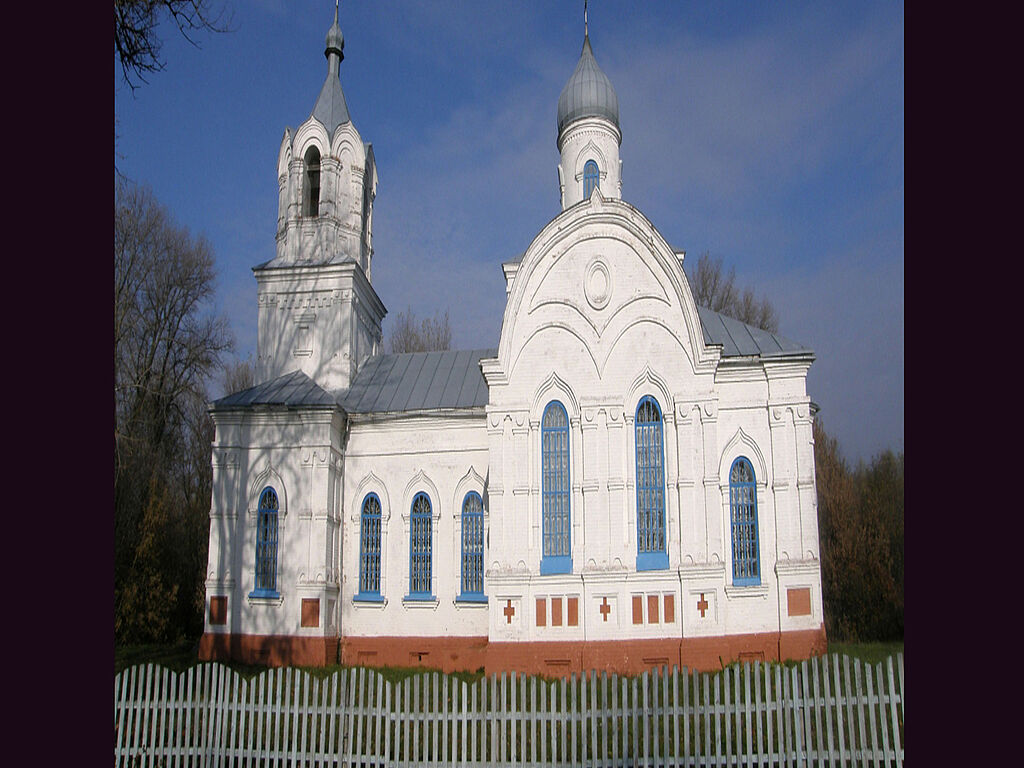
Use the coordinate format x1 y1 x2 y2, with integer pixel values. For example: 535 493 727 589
342 349 495 414
557 35 620 136
211 369 337 411
697 305 812 358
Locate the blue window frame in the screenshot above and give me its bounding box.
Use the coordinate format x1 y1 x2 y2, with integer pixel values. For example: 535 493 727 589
730 457 761 585
541 401 572 574
583 160 599 199
252 487 279 596
635 396 669 570
356 493 383 601
458 491 486 601
408 492 433 598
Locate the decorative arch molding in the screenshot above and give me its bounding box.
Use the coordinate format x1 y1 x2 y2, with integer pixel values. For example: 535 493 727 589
530 370 581 421
718 427 768 486
512 323 600 381
452 466 487 519
573 140 608 178
349 471 392 523
292 119 330 163
401 470 442 522
247 463 287 519
331 123 364 165
624 364 675 419
277 129 293 179
496 197 721 382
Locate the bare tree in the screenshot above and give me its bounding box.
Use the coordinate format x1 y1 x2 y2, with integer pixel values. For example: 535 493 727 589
114 0 233 91
387 307 452 353
687 252 779 333
223 354 256 395
115 177 232 643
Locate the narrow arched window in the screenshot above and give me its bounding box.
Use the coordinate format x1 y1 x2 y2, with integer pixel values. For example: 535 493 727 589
254 487 279 595
635 396 668 570
358 493 382 599
409 492 433 598
583 160 599 199
460 492 485 599
730 457 761 585
304 146 321 216
541 401 571 574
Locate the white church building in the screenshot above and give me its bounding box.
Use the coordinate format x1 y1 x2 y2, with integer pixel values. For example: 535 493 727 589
199 9 827 675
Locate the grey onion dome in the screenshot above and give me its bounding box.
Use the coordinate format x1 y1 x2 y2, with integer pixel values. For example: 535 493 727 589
557 35 620 137
325 10 344 60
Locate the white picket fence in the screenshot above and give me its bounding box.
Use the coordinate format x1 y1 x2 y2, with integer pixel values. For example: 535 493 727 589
114 653 903 767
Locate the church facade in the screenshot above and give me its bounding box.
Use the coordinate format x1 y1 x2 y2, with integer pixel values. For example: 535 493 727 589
199 10 827 675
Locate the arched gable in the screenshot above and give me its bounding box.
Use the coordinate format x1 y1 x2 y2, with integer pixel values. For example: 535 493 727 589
330 121 364 164
573 140 608 178
494 190 720 386
277 129 293 179
623 364 675 417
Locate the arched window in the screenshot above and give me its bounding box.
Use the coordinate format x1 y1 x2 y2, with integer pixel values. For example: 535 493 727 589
729 457 761 585
357 493 382 600
583 160 599 199
635 396 668 570
253 487 279 595
541 401 571 574
304 146 321 216
409 492 433 598
460 491 485 599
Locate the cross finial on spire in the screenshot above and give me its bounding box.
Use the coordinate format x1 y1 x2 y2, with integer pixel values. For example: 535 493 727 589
585 0 588 37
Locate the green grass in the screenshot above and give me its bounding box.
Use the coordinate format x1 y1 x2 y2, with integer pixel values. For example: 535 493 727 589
116 639 902 678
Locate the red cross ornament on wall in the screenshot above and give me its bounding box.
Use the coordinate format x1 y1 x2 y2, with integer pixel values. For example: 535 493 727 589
697 593 709 618
504 599 515 624
600 596 612 622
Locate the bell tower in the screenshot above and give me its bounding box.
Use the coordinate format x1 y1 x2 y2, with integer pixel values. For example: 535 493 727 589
254 5 386 392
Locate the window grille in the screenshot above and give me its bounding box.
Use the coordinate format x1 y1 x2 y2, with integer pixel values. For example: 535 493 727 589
635 396 668 570
460 492 485 597
409 492 433 597
541 401 571 574
304 146 321 217
254 487 279 594
358 494 382 597
584 160 599 199
729 457 761 585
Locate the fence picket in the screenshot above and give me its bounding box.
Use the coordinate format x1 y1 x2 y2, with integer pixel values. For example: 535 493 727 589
115 653 904 767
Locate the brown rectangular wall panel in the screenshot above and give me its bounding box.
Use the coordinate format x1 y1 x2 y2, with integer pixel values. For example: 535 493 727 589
551 597 563 626
301 598 320 628
536 597 547 627
787 588 812 617
632 595 643 625
567 597 579 626
663 594 675 624
647 594 659 624
209 596 227 625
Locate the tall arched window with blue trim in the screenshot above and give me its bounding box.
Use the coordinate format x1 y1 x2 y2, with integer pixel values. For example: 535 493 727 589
357 493 382 601
253 487 279 596
541 401 571 574
729 457 761 585
459 491 485 601
583 160 599 199
635 396 668 570
408 492 433 598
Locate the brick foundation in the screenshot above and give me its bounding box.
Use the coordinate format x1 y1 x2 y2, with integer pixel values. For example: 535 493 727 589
198 632 337 667
198 625 826 675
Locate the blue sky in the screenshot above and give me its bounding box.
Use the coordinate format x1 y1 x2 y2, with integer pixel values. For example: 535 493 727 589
115 1 904 464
